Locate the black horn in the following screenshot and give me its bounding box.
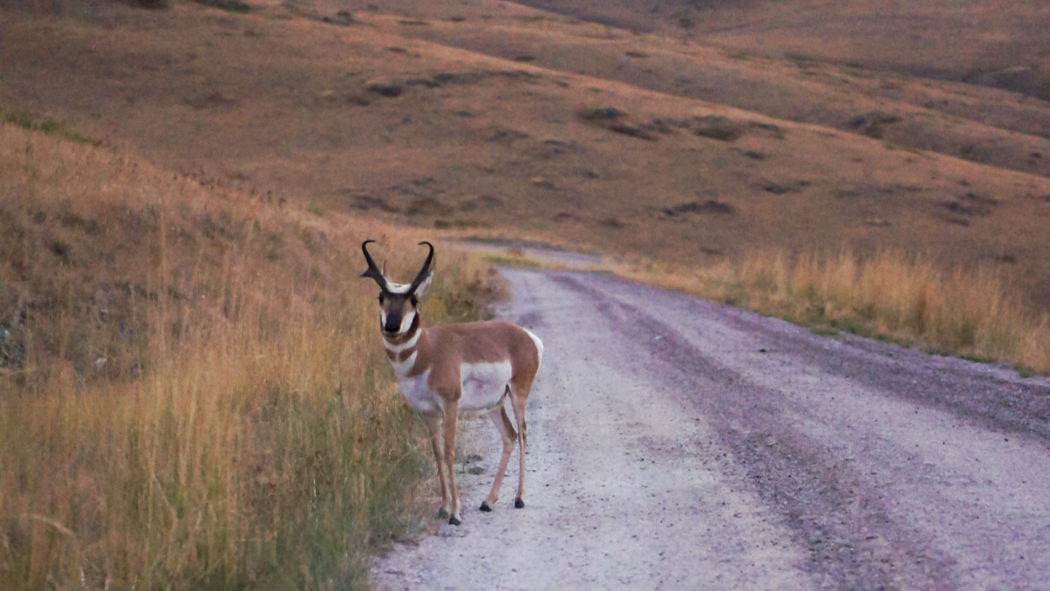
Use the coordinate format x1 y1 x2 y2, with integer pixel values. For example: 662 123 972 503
360 240 389 290
408 241 435 294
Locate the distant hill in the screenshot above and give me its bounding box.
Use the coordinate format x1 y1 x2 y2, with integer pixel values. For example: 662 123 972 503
3 0 1048 307
508 0 1050 101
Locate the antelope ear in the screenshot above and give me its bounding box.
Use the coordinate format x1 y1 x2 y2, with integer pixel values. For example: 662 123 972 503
413 272 433 299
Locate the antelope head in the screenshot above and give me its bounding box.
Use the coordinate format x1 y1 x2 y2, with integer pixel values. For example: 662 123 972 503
360 240 435 338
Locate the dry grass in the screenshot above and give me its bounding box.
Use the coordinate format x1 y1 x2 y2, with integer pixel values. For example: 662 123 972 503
3 3 1049 310
617 250 1050 374
0 124 501 589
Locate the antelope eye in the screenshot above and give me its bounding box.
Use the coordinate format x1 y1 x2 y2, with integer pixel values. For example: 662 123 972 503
378 294 385 305
410 296 419 307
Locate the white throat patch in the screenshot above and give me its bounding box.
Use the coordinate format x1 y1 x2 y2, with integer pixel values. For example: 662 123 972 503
385 327 421 354
390 350 418 378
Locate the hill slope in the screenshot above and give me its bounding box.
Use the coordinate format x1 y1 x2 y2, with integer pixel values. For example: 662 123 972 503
2 0 1048 307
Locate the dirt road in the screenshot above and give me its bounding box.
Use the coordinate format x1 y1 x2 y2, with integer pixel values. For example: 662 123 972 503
372 269 1050 590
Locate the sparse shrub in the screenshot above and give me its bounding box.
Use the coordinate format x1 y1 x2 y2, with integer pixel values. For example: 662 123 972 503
1 107 101 146
194 0 250 12
579 106 624 122
48 240 72 262
847 112 902 140
433 218 489 229
763 180 810 195
691 115 745 142
323 9 354 25
660 200 736 217
405 196 451 216
367 79 404 97
120 0 173 9
608 124 658 141
578 107 659 141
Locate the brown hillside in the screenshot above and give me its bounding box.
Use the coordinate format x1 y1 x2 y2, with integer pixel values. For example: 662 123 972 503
508 0 1050 102
2 0 1048 308
348 3 1050 177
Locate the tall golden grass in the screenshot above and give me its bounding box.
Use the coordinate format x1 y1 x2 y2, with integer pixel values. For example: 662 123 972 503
0 126 501 589
618 249 1050 374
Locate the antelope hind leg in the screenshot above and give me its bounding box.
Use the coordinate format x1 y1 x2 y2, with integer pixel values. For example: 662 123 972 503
509 384 530 509
481 399 517 512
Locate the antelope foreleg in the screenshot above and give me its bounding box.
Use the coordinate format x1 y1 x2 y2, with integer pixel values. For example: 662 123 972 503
442 401 462 525
423 414 449 520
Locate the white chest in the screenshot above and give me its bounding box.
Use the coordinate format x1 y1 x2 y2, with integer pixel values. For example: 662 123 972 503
398 368 439 413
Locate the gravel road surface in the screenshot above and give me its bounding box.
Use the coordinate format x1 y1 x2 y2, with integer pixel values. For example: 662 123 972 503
372 269 1050 590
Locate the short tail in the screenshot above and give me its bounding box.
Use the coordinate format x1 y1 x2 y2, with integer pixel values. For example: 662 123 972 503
522 327 544 371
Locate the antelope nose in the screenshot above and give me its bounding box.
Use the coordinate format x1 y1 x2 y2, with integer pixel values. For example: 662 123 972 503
384 316 401 334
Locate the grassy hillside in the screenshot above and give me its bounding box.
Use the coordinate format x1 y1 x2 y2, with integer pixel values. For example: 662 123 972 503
2 1 1048 311
347 0 1050 174
508 0 1050 101
0 122 501 588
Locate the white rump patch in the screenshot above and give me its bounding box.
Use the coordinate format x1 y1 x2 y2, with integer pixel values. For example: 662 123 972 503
523 328 544 367
459 361 513 411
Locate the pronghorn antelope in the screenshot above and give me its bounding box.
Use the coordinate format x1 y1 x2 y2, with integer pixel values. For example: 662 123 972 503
361 240 543 525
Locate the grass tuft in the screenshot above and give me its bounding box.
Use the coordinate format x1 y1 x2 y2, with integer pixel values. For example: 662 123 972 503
1 107 102 146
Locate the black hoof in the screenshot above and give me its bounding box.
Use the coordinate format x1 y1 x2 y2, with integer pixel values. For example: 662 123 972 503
514 498 525 509
480 501 493 512
448 515 462 526
436 509 449 520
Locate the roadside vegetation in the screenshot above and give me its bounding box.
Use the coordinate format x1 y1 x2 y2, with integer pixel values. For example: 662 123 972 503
0 124 501 589
618 250 1050 375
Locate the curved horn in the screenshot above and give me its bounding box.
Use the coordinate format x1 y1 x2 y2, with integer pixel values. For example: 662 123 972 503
408 241 435 294
360 240 389 290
